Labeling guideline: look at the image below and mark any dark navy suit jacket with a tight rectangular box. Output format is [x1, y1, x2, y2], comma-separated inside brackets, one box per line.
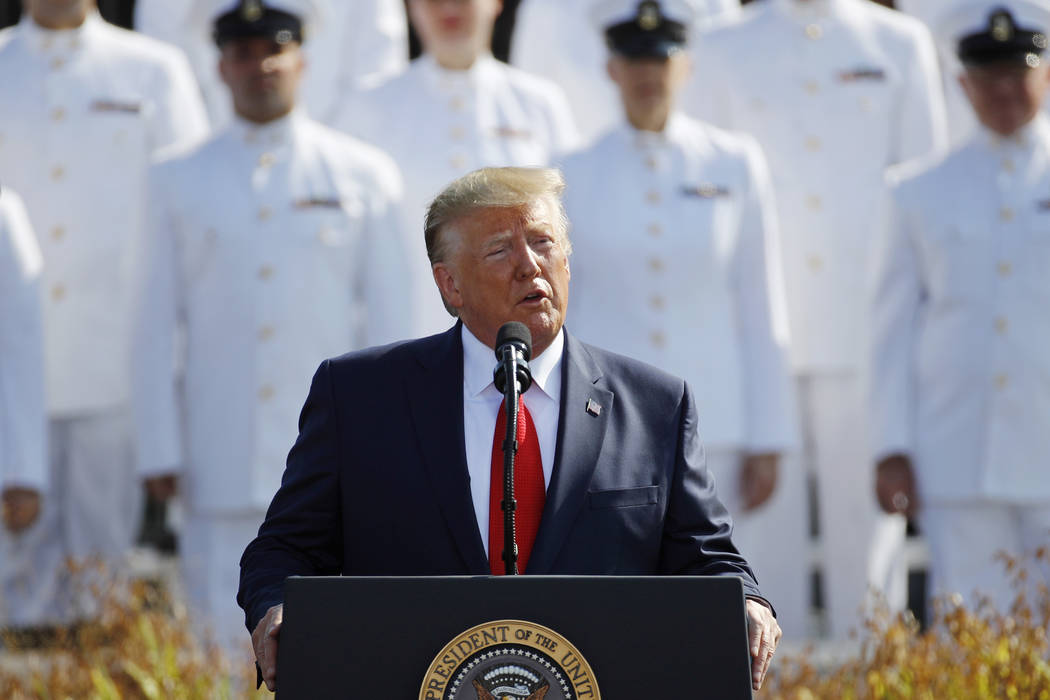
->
[238, 323, 764, 632]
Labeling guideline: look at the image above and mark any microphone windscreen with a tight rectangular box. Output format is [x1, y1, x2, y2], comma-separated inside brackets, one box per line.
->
[495, 322, 532, 361]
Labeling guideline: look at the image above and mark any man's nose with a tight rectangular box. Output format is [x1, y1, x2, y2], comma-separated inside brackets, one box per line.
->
[511, 241, 542, 278]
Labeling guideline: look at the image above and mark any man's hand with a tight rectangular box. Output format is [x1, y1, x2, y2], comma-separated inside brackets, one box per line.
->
[740, 453, 779, 512]
[252, 603, 283, 692]
[875, 454, 918, 518]
[746, 598, 780, 691]
[2, 487, 41, 534]
[144, 474, 178, 501]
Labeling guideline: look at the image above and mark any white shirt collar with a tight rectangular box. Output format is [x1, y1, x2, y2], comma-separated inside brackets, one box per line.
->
[462, 324, 564, 405]
[229, 108, 302, 148]
[978, 112, 1050, 154]
[418, 52, 499, 90]
[771, 0, 846, 22]
[626, 111, 690, 150]
[20, 10, 100, 54]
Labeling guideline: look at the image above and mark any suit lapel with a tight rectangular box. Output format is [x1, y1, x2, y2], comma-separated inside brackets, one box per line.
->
[527, 332, 613, 573]
[406, 323, 490, 574]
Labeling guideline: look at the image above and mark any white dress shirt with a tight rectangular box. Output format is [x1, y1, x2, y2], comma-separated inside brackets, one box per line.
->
[462, 325, 563, 552]
[870, 114, 1050, 504]
[0, 13, 209, 416]
[0, 187, 46, 491]
[134, 110, 411, 513]
[562, 113, 797, 451]
[684, 0, 947, 372]
[334, 54, 580, 337]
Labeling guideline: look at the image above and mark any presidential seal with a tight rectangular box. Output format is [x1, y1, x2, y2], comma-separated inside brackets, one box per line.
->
[420, 620, 600, 700]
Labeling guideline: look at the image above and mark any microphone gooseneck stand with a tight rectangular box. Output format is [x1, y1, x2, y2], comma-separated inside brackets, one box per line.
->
[493, 322, 533, 576]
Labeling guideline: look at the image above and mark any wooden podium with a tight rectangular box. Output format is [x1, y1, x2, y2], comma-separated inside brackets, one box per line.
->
[276, 575, 754, 699]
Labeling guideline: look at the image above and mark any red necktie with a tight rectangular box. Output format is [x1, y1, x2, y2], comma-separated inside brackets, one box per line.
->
[488, 397, 545, 575]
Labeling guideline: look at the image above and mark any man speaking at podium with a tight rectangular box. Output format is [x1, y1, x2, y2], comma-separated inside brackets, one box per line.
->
[238, 167, 781, 692]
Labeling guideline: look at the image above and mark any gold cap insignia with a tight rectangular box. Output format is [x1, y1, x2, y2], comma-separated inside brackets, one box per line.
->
[637, 1, 661, 31]
[991, 13, 1014, 42]
[241, 0, 264, 22]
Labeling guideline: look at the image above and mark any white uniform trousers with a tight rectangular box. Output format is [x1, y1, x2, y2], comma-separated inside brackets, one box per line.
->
[798, 374, 907, 640]
[0, 407, 139, 626]
[179, 509, 263, 662]
[921, 502, 1050, 615]
[706, 448, 810, 640]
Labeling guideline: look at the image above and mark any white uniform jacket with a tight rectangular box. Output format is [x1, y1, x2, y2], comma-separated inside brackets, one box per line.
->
[561, 114, 798, 451]
[135, 0, 409, 126]
[134, 112, 412, 513]
[0, 188, 46, 491]
[684, 0, 947, 373]
[870, 115, 1050, 504]
[334, 54, 580, 336]
[0, 14, 209, 416]
[511, 0, 740, 145]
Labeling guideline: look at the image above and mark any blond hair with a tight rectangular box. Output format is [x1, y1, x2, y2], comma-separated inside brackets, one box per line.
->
[424, 167, 572, 267]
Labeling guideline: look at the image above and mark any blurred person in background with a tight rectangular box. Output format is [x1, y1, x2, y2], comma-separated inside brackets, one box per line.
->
[512, 0, 740, 145]
[133, 0, 412, 654]
[0, 186, 48, 625]
[683, 0, 948, 639]
[870, 0, 1050, 614]
[0, 0, 208, 629]
[135, 0, 408, 126]
[561, 0, 806, 637]
[334, 0, 579, 337]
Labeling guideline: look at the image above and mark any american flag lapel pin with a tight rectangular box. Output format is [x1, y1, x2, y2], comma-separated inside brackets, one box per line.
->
[585, 399, 602, 417]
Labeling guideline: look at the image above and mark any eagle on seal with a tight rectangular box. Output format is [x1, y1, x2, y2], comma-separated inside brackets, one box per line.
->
[472, 678, 550, 700]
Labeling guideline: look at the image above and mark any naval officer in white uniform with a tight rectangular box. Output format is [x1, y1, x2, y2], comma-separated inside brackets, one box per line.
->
[0, 187, 48, 626]
[870, 1, 1050, 613]
[561, 0, 804, 637]
[0, 0, 208, 628]
[334, 0, 579, 337]
[133, 1, 412, 654]
[682, 0, 949, 639]
[511, 0, 740, 145]
[135, 0, 408, 127]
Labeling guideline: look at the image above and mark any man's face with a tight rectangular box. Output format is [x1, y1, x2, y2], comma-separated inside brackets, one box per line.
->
[607, 52, 690, 128]
[960, 60, 1050, 137]
[218, 37, 303, 124]
[408, 0, 502, 62]
[433, 200, 571, 357]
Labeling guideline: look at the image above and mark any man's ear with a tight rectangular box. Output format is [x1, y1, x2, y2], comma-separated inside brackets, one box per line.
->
[432, 262, 463, 311]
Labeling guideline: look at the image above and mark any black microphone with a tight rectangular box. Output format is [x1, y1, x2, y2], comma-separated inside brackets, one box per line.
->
[492, 322, 533, 575]
[493, 322, 533, 395]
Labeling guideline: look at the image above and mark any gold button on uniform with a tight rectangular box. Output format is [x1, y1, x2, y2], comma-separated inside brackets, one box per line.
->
[258, 152, 276, 168]
[449, 96, 465, 112]
[1002, 158, 1015, 173]
[449, 126, 465, 141]
[807, 254, 824, 272]
[649, 295, 666, 311]
[804, 81, 820, 95]
[450, 154, 466, 169]
[258, 385, 275, 401]
[50, 165, 65, 182]
[999, 207, 1014, 222]
[258, 265, 274, 281]
[647, 222, 662, 237]
[994, 373, 1009, 390]
[51, 284, 66, 301]
[805, 194, 822, 211]
[650, 330, 667, 348]
[647, 257, 665, 273]
[258, 206, 272, 221]
[645, 155, 659, 171]
[805, 23, 823, 40]
[50, 56, 65, 70]
[805, 136, 822, 152]
[997, 261, 1013, 277]
[646, 190, 661, 205]
[51, 107, 66, 122]
[995, 317, 1008, 334]
[258, 325, 275, 341]
[51, 225, 66, 241]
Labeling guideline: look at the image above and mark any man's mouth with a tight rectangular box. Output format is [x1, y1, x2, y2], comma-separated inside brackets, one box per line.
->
[520, 290, 547, 304]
